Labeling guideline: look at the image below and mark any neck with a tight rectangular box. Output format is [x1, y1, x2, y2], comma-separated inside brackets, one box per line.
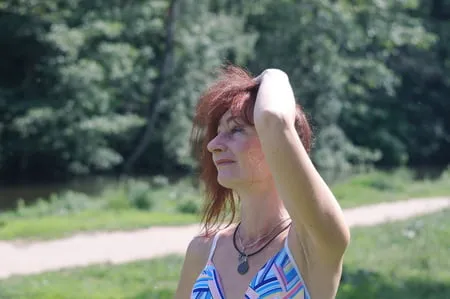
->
[234, 180, 290, 242]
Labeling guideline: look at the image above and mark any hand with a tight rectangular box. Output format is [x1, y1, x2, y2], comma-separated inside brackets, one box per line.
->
[253, 69, 297, 129]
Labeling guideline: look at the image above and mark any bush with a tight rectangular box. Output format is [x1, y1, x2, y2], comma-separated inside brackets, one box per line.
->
[14, 191, 105, 217]
[175, 195, 201, 214]
[51, 191, 105, 214]
[348, 170, 412, 192]
[150, 175, 169, 188]
[126, 180, 155, 211]
[103, 189, 131, 211]
[441, 166, 450, 180]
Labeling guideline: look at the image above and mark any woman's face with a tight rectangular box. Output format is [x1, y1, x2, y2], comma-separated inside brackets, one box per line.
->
[207, 110, 272, 188]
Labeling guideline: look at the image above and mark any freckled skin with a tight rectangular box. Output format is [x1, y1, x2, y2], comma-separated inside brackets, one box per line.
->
[245, 142, 271, 185]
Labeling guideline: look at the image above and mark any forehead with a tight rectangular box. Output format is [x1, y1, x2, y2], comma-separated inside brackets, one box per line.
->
[218, 110, 233, 124]
[217, 110, 240, 127]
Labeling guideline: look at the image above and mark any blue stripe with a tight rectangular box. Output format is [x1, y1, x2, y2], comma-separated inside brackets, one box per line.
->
[258, 255, 277, 281]
[212, 269, 225, 299]
[257, 279, 281, 294]
[260, 285, 283, 298]
[281, 252, 289, 267]
[254, 276, 277, 290]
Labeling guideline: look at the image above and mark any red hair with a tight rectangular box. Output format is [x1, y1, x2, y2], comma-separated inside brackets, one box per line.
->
[190, 65, 312, 236]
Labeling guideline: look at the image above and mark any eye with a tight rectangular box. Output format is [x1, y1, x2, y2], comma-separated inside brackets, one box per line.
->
[230, 126, 244, 134]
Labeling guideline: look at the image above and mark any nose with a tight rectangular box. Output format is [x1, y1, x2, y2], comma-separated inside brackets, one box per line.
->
[207, 134, 226, 153]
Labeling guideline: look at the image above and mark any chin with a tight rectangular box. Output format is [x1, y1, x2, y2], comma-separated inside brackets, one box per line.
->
[217, 178, 235, 189]
[217, 174, 261, 189]
[217, 175, 243, 189]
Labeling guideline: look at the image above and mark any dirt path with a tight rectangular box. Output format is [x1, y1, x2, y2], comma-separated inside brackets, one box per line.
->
[0, 197, 449, 280]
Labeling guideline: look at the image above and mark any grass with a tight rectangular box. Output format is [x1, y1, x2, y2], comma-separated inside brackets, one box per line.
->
[0, 168, 449, 240]
[0, 208, 448, 299]
[0, 255, 184, 299]
[0, 211, 199, 241]
[333, 168, 450, 208]
[337, 208, 450, 299]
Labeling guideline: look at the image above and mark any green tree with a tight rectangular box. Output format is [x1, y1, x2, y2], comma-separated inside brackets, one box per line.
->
[246, 0, 435, 180]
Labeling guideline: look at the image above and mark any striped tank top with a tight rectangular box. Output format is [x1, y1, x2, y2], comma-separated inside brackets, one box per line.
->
[190, 230, 311, 299]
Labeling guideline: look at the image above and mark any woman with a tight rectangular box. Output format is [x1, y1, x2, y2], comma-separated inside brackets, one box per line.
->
[175, 65, 350, 299]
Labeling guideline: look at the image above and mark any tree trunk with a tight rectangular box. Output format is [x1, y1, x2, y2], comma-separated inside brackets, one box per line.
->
[122, 0, 179, 174]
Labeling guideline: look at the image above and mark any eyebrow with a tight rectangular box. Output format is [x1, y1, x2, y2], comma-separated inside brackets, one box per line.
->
[225, 116, 240, 125]
[217, 116, 241, 131]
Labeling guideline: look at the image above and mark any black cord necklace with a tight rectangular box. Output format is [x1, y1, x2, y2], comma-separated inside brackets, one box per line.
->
[232, 220, 292, 275]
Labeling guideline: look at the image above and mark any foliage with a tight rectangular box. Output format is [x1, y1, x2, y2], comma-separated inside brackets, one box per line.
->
[14, 191, 104, 217]
[0, 0, 449, 187]
[1, 177, 181, 221]
[124, 180, 155, 211]
[0, 0, 256, 181]
[244, 0, 440, 180]
[175, 194, 202, 214]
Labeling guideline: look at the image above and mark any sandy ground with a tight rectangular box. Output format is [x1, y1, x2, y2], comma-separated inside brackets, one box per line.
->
[0, 197, 449, 280]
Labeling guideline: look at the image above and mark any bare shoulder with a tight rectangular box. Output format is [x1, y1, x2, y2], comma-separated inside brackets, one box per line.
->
[173, 233, 214, 299]
[181, 233, 213, 274]
[186, 234, 213, 264]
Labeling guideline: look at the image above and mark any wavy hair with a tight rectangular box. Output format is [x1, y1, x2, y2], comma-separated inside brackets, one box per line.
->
[190, 65, 312, 236]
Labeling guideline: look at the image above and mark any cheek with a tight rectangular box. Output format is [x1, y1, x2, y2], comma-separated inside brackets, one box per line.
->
[242, 140, 267, 173]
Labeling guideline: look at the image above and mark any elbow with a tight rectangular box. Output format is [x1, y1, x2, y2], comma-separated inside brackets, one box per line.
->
[342, 225, 351, 251]
[335, 223, 351, 255]
[322, 221, 351, 258]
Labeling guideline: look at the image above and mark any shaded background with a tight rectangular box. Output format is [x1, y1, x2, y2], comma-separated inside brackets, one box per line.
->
[1, 0, 449, 203]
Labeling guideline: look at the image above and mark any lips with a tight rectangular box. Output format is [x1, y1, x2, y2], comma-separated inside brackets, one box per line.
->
[215, 159, 235, 166]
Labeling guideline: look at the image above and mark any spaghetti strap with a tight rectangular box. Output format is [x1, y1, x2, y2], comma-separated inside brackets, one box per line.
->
[284, 226, 291, 248]
[207, 231, 221, 262]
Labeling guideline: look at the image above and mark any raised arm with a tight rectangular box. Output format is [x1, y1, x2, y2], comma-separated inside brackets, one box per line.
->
[253, 69, 350, 262]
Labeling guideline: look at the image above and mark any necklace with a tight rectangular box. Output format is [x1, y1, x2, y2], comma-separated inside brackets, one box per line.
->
[237, 218, 291, 250]
[232, 220, 292, 275]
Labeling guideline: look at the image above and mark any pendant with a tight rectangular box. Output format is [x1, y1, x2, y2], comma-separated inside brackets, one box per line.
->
[237, 254, 249, 275]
